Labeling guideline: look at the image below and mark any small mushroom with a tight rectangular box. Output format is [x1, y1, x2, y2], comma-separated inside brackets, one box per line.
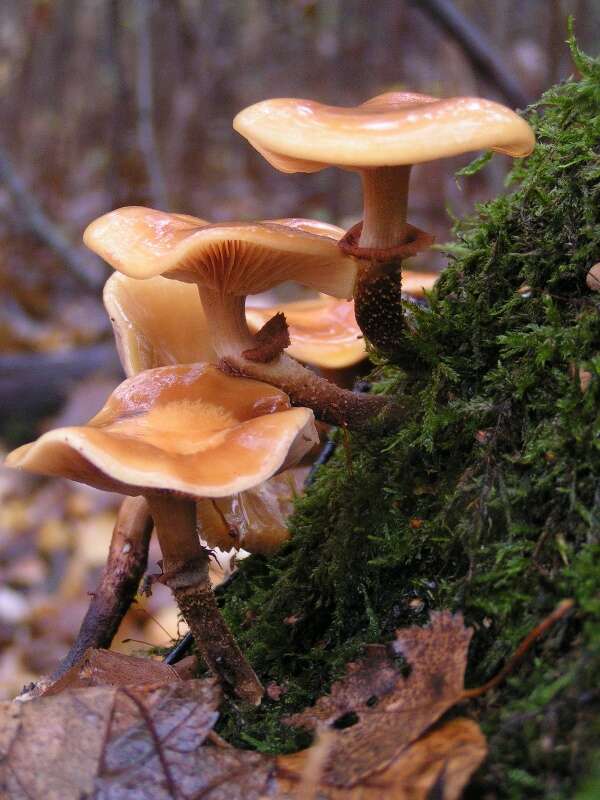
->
[586, 263, 600, 291]
[6, 363, 318, 704]
[104, 272, 216, 376]
[234, 92, 534, 355]
[86, 207, 393, 429]
[246, 269, 438, 370]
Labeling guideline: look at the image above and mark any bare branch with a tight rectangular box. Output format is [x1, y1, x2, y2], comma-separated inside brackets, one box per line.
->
[412, 0, 530, 109]
[0, 144, 105, 290]
[49, 496, 154, 682]
[135, 0, 169, 209]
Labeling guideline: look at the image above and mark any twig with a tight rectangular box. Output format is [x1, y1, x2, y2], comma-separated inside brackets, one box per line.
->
[49, 496, 154, 682]
[135, 0, 169, 209]
[0, 144, 105, 290]
[461, 599, 574, 700]
[412, 0, 529, 109]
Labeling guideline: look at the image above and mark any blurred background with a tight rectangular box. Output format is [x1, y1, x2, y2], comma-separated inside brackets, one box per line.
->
[0, 0, 596, 698]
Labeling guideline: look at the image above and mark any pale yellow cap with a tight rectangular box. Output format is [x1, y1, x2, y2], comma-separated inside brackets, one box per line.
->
[234, 91, 535, 173]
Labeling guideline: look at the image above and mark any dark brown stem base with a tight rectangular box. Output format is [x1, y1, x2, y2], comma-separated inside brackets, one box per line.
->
[339, 219, 434, 358]
[49, 496, 153, 683]
[354, 260, 407, 358]
[162, 552, 264, 705]
[149, 495, 263, 705]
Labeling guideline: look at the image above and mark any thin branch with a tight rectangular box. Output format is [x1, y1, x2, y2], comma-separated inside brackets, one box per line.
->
[49, 496, 154, 682]
[0, 144, 105, 290]
[135, 0, 169, 209]
[412, 0, 529, 109]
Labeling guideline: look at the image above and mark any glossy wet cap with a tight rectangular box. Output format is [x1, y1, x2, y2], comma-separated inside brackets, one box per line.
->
[5, 364, 318, 499]
[245, 270, 439, 369]
[103, 272, 217, 377]
[85, 207, 356, 299]
[246, 295, 365, 369]
[233, 91, 535, 173]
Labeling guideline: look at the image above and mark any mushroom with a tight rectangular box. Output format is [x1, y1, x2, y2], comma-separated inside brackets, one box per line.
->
[104, 272, 216, 376]
[104, 271, 308, 556]
[86, 207, 393, 429]
[233, 92, 535, 355]
[246, 294, 365, 372]
[5, 363, 318, 704]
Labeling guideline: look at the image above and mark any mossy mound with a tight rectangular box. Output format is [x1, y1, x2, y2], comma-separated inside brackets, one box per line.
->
[219, 34, 600, 798]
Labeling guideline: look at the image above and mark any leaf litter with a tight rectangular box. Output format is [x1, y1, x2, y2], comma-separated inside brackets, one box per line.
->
[0, 603, 572, 799]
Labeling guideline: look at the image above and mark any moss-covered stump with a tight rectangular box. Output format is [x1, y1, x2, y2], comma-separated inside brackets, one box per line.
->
[219, 36, 600, 798]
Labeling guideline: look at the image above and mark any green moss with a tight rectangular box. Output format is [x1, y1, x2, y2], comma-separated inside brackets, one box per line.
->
[218, 32, 600, 796]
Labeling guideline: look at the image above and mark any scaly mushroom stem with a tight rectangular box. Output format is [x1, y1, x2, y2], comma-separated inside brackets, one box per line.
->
[198, 286, 393, 430]
[359, 166, 411, 250]
[147, 494, 263, 705]
[351, 165, 431, 357]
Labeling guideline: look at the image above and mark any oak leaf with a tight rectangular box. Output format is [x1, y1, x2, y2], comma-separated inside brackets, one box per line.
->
[284, 611, 476, 788]
[276, 717, 486, 799]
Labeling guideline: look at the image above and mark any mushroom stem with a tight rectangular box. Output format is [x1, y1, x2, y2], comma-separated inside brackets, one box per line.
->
[351, 165, 427, 357]
[147, 494, 263, 705]
[197, 289, 255, 358]
[198, 286, 394, 430]
[359, 166, 411, 250]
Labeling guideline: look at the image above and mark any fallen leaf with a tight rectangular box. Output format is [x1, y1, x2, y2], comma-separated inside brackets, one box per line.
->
[0, 614, 488, 800]
[285, 611, 473, 787]
[41, 648, 195, 696]
[0, 679, 273, 799]
[276, 718, 486, 799]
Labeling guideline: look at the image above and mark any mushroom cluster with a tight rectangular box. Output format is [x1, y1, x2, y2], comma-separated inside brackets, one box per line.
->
[4, 83, 534, 703]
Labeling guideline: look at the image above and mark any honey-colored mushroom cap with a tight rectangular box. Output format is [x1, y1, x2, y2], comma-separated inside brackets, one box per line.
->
[233, 92, 535, 173]
[6, 364, 318, 499]
[104, 273, 217, 376]
[246, 295, 364, 369]
[85, 207, 356, 299]
[245, 271, 438, 369]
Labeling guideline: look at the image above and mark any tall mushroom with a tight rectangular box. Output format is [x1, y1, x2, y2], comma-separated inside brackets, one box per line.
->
[5, 363, 318, 704]
[233, 92, 535, 355]
[86, 207, 393, 429]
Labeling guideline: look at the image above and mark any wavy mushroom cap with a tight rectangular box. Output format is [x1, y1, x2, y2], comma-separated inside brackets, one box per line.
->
[233, 91, 535, 173]
[5, 364, 318, 499]
[85, 207, 356, 299]
[104, 273, 217, 377]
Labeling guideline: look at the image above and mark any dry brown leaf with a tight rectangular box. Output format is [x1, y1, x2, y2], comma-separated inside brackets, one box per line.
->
[0, 614, 487, 799]
[276, 718, 486, 799]
[284, 611, 473, 788]
[41, 648, 195, 696]
[0, 678, 273, 799]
